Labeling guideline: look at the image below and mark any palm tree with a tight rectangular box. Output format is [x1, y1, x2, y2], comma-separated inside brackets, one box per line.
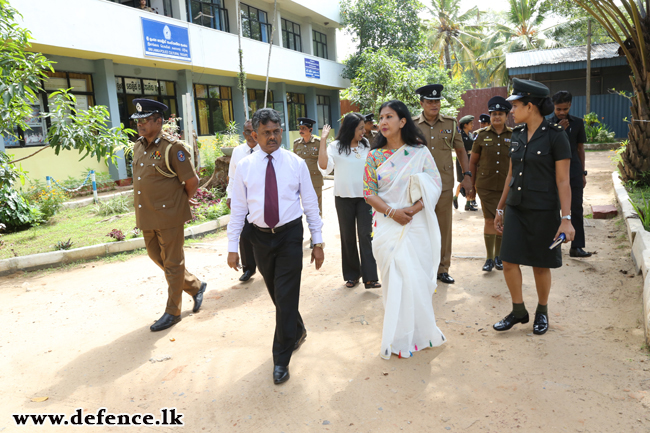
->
[426, 0, 484, 80]
[573, 0, 650, 183]
[480, 0, 561, 85]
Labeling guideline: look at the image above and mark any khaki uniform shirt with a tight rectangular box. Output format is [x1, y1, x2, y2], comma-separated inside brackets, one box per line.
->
[472, 125, 513, 191]
[414, 113, 464, 191]
[293, 135, 323, 188]
[363, 130, 378, 143]
[132, 131, 196, 230]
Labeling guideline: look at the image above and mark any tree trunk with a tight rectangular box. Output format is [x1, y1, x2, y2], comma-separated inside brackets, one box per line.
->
[617, 19, 650, 183]
[444, 39, 452, 79]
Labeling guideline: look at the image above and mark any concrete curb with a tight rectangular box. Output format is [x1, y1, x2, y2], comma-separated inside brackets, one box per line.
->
[584, 142, 620, 151]
[62, 189, 134, 210]
[0, 214, 230, 276]
[612, 171, 650, 345]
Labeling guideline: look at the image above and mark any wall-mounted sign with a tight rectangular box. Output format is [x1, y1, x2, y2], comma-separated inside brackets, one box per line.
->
[141, 17, 191, 62]
[305, 58, 320, 79]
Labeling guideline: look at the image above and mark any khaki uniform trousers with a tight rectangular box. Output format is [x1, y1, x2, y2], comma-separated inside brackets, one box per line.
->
[435, 189, 453, 274]
[143, 225, 201, 316]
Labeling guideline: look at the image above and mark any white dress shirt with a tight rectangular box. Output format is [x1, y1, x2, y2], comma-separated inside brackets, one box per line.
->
[319, 140, 371, 198]
[226, 142, 260, 198]
[227, 147, 324, 252]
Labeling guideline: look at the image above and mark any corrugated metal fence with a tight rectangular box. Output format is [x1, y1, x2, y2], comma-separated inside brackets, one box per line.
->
[568, 94, 631, 139]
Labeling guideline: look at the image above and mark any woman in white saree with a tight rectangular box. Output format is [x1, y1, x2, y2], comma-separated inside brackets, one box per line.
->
[363, 100, 446, 360]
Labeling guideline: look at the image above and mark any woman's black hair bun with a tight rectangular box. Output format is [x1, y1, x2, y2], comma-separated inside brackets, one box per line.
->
[539, 97, 554, 116]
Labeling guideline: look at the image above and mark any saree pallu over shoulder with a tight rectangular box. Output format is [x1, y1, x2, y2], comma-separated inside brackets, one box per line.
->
[372, 145, 446, 359]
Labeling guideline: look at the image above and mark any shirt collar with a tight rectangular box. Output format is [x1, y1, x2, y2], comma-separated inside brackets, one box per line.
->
[418, 112, 442, 126]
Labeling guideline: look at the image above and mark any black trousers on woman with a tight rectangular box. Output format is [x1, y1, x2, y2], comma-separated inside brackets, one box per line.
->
[334, 196, 379, 283]
[249, 218, 305, 367]
[571, 184, 585, 249]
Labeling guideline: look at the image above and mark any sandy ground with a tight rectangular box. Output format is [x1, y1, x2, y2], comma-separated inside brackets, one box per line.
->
[1, 151, 648, 432]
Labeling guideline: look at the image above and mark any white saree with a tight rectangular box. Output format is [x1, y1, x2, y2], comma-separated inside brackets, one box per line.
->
[372, 145, 446, 359]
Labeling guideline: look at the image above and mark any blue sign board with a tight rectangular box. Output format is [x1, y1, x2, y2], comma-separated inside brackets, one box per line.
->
[305, 59, 320, 79]
[141, 17, 191, 62]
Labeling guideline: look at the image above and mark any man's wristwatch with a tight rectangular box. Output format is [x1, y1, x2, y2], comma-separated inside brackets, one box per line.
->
[463, 171, 472, 177]
[583, 171, 588, 176]
[313, 243, 325, 249]
[561, 215, 572, 220]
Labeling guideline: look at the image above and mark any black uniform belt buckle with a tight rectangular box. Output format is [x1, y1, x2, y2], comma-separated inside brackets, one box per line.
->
[253, 217, 301, 234]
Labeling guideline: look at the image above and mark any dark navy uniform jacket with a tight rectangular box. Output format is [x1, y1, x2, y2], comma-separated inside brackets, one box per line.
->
[507, 119, 571, 210]
[549, 113, 587, 187]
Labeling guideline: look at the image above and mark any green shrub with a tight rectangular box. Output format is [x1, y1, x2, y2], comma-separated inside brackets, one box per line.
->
[584, 112, 616, 143]
[629, 193, 650, 231]
[0, 186, 43, 232]
[107, 229, 126, 241]
[198, 121, 240, 178]
[34, 187, 68, 220]
[93, 195, 132, 216]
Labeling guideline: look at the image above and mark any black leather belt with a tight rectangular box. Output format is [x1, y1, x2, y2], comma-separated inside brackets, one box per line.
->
[253, 217, 301, 234]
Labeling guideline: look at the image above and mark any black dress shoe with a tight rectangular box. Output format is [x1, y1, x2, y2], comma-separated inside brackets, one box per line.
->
[464, 201, 478, 211]
[239, 270, 255, 282]
[570, 248, 592, 258]
[482, 258, 495, 272]
[437, 273, 455, 284]
[294, 329, 307, 352]
[493, 312, 530, 331]
[533, 312, 549, 335]
[273, 365, 290, 384]
[150, 313, 181, 332]
[192, 281, 207, 313]
[494, 256, 503, 271]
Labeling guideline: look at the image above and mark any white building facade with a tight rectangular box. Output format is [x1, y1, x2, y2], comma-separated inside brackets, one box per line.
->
[3, 0, 348, 181]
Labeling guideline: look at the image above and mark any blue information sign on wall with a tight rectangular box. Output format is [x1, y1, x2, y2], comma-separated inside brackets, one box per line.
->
[141, 17, 191, 62]
[305, 59, 320, 79]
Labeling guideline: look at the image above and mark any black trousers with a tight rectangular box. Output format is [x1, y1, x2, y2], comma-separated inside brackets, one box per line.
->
[571, 183, 585, 249]
[240, 219, 256, 273]
[334, 196, 378, 283]
[250, 218, 305, 367]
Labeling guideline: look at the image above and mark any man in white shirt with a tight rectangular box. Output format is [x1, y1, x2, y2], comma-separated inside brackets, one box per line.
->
[227, 108, 325, 385]
[226, 120, 260, 282]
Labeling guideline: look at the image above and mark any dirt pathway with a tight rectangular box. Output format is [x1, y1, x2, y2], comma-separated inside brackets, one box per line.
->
[1, 151, 648, 432]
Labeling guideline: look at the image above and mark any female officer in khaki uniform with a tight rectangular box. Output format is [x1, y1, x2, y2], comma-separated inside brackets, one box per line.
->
[469, 96, 512, 272]
[492, 79, 574, 336]
[293, 117, 323, 214]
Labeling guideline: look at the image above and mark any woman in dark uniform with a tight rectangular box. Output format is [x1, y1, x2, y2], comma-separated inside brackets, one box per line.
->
[453, 115, 478, 211]
[493, 78, 575, 335]
[469, 96, 512, 272]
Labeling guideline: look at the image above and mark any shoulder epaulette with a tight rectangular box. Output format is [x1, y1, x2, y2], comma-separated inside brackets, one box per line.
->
[550, 122, 564, 131]
[293, 137, 302, 143]
[513, 124, 525, 130]
[313, 135, 320, 141]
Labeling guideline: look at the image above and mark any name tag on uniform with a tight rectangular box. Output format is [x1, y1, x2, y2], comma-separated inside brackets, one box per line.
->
[484, 138, 492, 142]
[512, 142, 518, 145]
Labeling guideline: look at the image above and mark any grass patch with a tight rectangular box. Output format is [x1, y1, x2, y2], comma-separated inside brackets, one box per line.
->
[0, 205, 138, 260]
[584, 213, 593, 219]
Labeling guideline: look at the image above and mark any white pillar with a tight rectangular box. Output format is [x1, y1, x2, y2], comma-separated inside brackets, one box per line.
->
[301, 17, 313, 55]
[173, 0, 187, 22]
[326, 27, 337, 61]
[272, 9, 282, 47]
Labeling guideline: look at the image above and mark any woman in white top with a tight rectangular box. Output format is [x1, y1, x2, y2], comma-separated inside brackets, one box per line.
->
[318, 113, 380, 289]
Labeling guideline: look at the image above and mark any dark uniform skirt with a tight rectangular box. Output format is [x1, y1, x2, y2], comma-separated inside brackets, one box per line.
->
[500, 205, 562, 268]
[476, 188, 502, 220]
[455, 153, 470, 182]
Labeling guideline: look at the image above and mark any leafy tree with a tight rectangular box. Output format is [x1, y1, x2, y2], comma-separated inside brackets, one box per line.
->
[481, 0, 561, 85]
[572, 0, 650, 183]
[425, 0, 483, 80]
[0, 0, 53, 137]
[1, 0, 131, 166]
[340, 0, 425, 78]
[542, 2, 615, 46]
[341, 48, 470, 118]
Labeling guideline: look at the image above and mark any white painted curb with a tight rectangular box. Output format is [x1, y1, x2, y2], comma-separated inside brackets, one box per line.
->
[612, 171, 650, 345]
[0, 214, 230, 275]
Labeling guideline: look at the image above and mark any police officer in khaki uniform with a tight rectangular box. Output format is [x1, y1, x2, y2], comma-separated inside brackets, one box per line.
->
[131, 98, 206, 332]
[363, 113, 378, 144]
[413, 84, 473, 284]
[469, 96, 513, 272]
[293, 117, 323, 214]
